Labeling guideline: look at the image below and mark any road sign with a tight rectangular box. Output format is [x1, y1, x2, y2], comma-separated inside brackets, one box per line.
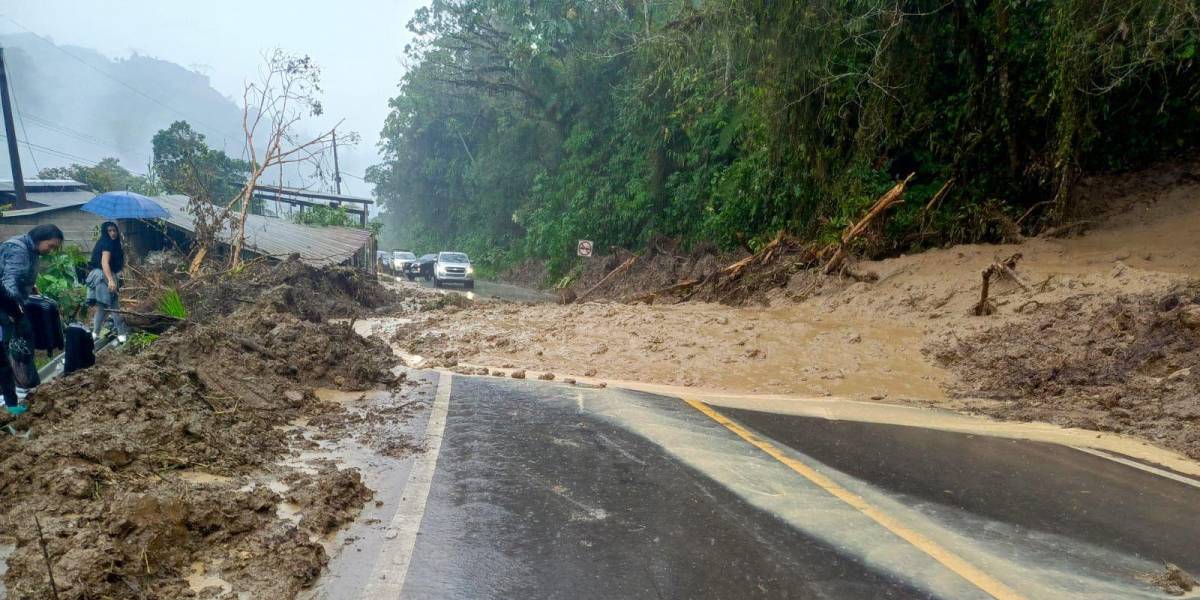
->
[577, 240, 593, 257]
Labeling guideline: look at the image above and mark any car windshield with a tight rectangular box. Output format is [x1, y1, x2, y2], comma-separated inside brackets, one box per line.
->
[421, 254, 436, 261]
[440, 253, 469, 263]
[395, 252, 415, 259]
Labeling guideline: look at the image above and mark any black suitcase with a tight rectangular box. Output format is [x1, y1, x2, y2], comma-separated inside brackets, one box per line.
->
[64, 323, 95, 374]
[22, 295, 64, 352]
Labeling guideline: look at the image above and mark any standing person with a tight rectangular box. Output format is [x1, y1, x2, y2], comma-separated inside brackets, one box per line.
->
[86, 221, 128, 344]
[0, 224, 63, 414]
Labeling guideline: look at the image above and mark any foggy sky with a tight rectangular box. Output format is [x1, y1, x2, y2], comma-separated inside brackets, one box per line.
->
[2, 0, 427, 197]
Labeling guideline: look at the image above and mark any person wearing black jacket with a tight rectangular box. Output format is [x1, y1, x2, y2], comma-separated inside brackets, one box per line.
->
[85, 221, 128, 343]
[0, 224, 63, 415]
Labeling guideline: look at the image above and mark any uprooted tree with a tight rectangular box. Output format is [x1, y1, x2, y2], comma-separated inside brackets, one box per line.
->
[225, 49, 358, 269]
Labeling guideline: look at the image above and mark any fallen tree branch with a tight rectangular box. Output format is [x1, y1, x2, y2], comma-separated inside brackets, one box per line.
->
[34, 514, 60, 600]
[974, 253, 1024, 316]
[825, 173, 914, 275]
[572, 254, 638, 304]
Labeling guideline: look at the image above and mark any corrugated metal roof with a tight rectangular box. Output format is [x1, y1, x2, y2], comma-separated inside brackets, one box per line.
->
[0, 179, 88, 192]
[154, 194, 372, 267]
[2, 190, 97, 216]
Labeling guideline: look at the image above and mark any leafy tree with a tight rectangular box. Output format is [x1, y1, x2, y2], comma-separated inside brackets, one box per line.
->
[38, 158, 161, 195]
[371, 0, 1200, 278]
[151, 121, 249, 204]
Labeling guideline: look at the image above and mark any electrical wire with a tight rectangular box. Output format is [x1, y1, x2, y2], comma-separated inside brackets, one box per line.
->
[5, 73, 39, 173]
[1, 16, 243, 143]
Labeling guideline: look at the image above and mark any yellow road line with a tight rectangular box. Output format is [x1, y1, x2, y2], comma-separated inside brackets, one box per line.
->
[682, 398, 1025, 600]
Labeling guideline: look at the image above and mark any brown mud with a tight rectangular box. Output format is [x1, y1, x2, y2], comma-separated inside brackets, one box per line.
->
[0, 258, 408, 599]
[401, 160, 1200, 461]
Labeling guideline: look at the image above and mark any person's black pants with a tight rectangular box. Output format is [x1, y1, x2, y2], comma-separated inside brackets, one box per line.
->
[0, 312, 38, 405]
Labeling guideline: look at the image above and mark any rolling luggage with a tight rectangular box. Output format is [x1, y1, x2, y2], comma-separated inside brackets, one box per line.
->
[22, 295, 64, 352]
[64, 323, 95, 374]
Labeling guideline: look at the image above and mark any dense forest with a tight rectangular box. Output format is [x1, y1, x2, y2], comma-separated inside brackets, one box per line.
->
[370, 0, 1199, 277]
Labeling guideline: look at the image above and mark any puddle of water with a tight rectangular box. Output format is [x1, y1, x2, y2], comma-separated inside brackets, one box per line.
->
[186, 561, 233, 596]
[277, 501, 303, 525]
[176, 470, 235, 485]
[314, 389, 367, 405]
[0, 542, 12, 598]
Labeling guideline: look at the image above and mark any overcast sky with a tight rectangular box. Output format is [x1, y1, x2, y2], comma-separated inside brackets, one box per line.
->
[2, 0, 427, 197]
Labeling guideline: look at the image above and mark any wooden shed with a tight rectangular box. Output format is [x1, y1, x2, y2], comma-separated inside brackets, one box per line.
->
[0, 179, 105, 250]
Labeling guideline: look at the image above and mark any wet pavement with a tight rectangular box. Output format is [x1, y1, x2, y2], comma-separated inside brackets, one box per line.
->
[383, 272, 555, 303]
[311, 373, 1200, 599]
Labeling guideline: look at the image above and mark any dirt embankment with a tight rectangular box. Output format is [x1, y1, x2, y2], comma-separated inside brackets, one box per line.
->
[0, 258, 405, 599]
[398, 160, 1200, 459]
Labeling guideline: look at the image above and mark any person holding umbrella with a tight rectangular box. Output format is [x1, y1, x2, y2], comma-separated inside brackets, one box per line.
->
[79, 191, 170, 345]
[86, 221, 128, 343]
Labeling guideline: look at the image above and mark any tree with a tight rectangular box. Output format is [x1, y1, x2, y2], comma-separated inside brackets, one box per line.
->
[38, 158, 161, 195]
[227, 50, 357, 268]
[151, 121, 248, 204]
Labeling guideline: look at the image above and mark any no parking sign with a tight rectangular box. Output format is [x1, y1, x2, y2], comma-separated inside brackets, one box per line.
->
[577, 240, 593, 257]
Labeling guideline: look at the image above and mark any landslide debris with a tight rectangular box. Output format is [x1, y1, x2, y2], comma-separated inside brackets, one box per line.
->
[933, 286, 1200, 459]
[0, 258, 403, 599]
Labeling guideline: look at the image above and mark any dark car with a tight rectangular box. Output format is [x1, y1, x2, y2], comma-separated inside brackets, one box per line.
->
[408, 254, 437, 281]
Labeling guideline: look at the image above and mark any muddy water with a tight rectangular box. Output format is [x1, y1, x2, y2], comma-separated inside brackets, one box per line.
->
[0, 541, 11, 598]
[421, 300, 948, 400]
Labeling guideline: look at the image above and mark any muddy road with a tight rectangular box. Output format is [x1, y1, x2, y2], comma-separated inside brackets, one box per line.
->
[381, 273, 555, 304]
[306, 371, 1199, 599]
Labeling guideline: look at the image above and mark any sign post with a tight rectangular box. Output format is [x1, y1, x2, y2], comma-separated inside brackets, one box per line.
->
[576, 240, 593, 258]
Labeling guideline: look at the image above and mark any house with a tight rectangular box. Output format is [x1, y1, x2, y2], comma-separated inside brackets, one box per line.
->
[0, 179, 106, 250]
[0, 180, 376, 271]
[131, 194, 376, 271]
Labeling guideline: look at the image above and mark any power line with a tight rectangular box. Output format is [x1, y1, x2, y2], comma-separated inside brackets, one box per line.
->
[0, 134, 148, 177]
[1, 16, 243, 143]
[18, 112, 152, 165]
[5, 70, 38, 172]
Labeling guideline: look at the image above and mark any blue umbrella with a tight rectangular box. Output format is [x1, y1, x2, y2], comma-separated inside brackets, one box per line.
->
[81, 191, 170, 220]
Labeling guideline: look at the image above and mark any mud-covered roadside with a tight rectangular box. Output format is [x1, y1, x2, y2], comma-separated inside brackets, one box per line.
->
[933, 286, 1200, 459]
[396, 161, 1200, 462]
[0, 258, 407, 599]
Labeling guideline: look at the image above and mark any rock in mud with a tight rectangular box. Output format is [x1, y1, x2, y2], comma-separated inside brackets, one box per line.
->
[511, 370, 526, 379]
[538, 372, 556, 381]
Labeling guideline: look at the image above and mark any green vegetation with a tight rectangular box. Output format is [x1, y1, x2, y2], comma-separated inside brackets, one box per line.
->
[152, 121, 250, 205]
[157, 289, 188, 319]
[125, 332, 160, 353]
[38, 158, 161, 195]
[370, 0, 1200, 277]
[293, 205, 359, 228]
[36, 247, 89, 320]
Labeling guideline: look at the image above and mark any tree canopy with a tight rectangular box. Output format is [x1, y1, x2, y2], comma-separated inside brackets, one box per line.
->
[37, 157, 160, 195]
[370, 0, 1200, 278]
[151, 121, 250, 205]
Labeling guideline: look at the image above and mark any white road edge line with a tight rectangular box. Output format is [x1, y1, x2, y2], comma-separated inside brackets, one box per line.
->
[1071, 445, 1200, 490]
[361, 372, 452, 599]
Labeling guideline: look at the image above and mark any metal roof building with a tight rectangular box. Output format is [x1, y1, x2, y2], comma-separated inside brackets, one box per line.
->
[152, 194, 375, 268]
[1, 180, 375, 270]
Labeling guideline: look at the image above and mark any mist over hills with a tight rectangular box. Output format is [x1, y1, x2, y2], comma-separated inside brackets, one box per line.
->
[1, 32, 245, 178]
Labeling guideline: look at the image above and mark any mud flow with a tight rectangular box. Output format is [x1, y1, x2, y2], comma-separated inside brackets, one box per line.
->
[0, 258, 421, 599]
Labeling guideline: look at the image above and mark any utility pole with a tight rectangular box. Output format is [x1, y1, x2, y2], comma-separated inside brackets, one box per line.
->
[331, 127, 342, 195]
[0, 47, 28, 205]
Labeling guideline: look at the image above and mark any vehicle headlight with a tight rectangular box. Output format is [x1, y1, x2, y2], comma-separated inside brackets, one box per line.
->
[436, 266, 447, 274]
[466, 266, 474, 275]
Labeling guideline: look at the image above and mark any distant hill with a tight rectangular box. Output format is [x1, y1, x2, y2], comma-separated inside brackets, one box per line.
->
[0, 32, 243, 177]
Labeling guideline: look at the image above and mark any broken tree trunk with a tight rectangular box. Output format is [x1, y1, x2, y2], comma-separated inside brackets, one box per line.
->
[824, 173, 914, 275]
[572, 255, 638, 304]
[974, 253, 1025, 316]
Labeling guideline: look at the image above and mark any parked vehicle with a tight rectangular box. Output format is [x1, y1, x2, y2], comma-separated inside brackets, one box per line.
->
[409, 254, 437, 281]
[434, 251, 474, 289]
[392, 251, 417, 278]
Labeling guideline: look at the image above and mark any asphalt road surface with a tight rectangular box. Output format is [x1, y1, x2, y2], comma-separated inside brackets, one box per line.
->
[381, 270, 555, 303]
[310, 373, 1200, 599]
